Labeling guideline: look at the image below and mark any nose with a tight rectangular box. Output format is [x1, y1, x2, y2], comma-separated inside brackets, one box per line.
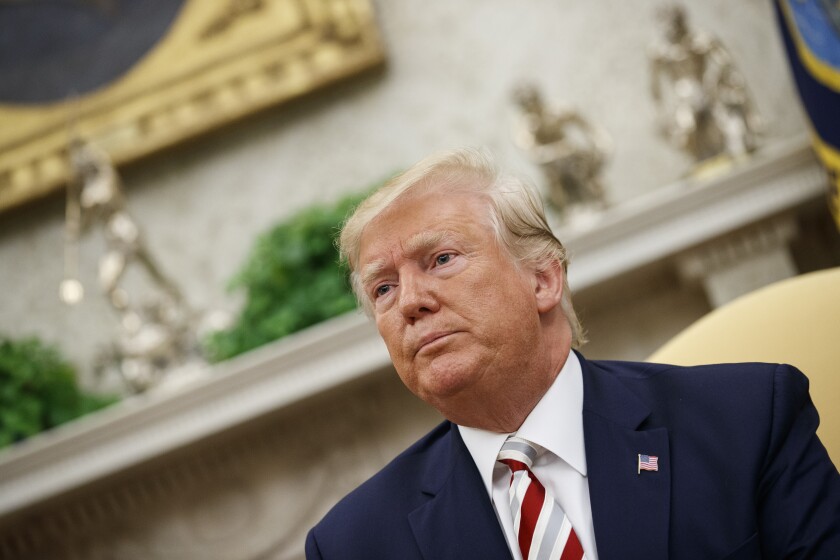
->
[398, 269, 439, 321]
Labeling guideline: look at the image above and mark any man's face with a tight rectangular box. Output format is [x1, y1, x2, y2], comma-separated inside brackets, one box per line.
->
[357, 187, 545, 423]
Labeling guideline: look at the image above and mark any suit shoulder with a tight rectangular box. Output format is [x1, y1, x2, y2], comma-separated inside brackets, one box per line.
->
[590, 358, 802, 386]
[329, 419, 451, 509]
[587, 359, 812, 423]
[308, 420, 453, 552]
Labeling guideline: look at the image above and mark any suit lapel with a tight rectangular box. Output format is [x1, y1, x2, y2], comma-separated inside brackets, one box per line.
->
[580, 356, 671, 560]
[405, 357, 672, 560]
[407, 423, 512, 560]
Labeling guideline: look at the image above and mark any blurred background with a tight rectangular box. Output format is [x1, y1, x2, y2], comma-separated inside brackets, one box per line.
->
[0, 1, 838, 558]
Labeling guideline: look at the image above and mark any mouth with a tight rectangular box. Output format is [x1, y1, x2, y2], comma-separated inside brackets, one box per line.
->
[415, 331, 458, 355]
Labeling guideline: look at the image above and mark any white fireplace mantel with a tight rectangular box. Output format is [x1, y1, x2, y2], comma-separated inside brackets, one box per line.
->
[556, 135, 825, 289]
[0, 136, 826, 521]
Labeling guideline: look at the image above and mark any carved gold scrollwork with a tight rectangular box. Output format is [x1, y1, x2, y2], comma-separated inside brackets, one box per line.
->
[200, 0, 267, 40]
[0, 0, 385, 214]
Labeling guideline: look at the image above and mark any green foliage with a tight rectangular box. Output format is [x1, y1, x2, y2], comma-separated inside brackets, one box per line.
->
[204, 190, 370, 362]
[0, 335, 118, 449]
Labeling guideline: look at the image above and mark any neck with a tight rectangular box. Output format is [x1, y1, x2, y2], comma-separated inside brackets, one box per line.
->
[444, 342, 572, 434]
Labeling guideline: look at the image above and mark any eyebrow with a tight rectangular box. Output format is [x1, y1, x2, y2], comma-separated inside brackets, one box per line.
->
[359, 230, 456, 290]
[404, 229, 453, 256]
[360, 259, 387, 291]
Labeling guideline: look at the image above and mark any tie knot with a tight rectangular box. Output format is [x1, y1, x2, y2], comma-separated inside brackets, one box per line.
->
[498, 436, 539, 469]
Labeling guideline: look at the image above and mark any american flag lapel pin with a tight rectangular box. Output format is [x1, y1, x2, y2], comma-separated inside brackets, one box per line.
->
[638, 454, 659, 474]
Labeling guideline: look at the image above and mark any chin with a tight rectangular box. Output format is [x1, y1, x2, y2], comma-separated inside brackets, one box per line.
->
[414, 357, 480, 402]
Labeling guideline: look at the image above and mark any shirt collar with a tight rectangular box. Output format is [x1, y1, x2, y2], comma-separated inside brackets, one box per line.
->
[458, 351, 587, 498]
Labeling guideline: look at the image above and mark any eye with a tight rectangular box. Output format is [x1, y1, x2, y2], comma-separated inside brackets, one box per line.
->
[374, 284, 392, 298]
[435, 253, 453, 266]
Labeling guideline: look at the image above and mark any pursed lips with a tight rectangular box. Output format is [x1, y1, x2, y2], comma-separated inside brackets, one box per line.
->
[413, 331, 459, 356]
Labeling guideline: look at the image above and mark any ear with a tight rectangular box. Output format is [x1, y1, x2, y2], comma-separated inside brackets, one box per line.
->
[533, 261, 565, 314]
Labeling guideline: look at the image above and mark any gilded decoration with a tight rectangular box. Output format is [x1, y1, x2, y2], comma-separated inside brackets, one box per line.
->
[0, 0, 385, 213]
[648, 4, 762, 164]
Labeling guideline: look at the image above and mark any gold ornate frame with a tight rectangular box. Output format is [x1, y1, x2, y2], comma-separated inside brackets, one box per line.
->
[0, 0, 384, 213]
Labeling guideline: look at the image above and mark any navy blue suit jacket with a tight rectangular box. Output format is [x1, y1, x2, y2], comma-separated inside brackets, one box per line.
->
[306, 355, 840, 559]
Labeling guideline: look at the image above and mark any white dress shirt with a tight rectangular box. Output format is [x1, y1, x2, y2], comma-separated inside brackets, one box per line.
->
[458, 352, 599, 560]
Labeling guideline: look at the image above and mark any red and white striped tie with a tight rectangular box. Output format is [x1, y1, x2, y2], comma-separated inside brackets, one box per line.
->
[498, 436, 586, 560]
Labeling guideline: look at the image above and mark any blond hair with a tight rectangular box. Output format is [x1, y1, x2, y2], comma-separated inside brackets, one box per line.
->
[338, 148, 586, 348]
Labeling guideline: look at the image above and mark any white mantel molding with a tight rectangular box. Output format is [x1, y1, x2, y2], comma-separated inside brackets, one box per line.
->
[557, 135, 826, 290]
[0, 311, 389, 520]
[0, 136, 826, 520]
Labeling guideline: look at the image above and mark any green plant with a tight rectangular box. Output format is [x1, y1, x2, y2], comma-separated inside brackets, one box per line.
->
[204, 189, 371, 362]
[0, 335, 117, 449]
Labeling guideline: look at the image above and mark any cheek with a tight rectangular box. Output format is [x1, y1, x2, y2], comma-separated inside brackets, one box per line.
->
[376, 315, 407, 361]
[475, 279, 538, 334]
[472, 272, 531, 307]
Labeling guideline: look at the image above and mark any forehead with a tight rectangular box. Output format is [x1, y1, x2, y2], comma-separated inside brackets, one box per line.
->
[357, 189, 493, 264]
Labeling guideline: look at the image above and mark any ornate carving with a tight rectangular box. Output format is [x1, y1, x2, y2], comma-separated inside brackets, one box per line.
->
[0, 372, 439, 560]
[0, 0, 385, 214]
[677, 217, 799, 307]
[200, 0, 267, 40]
[512, 84, 611, 218]
[61, 140, 210, 392]
[648, 4, 762, 164]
